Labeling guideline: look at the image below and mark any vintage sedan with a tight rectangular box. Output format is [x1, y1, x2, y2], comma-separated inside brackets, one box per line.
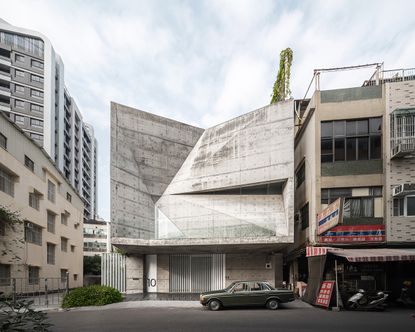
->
[200, 281, 295, 311]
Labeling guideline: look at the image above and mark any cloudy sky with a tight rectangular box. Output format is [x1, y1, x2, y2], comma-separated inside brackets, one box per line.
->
[1, 0, 414, 220]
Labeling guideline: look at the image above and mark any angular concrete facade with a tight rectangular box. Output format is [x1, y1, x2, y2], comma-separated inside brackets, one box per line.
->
[110, 101, 294, 295]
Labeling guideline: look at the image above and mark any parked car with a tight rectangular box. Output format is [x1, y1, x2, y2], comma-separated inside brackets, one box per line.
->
[200, 281, 295, 311]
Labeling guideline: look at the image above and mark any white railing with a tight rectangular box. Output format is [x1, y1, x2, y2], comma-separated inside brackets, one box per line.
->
[391, 112, 415, 157]
[364, 68, 415, 86]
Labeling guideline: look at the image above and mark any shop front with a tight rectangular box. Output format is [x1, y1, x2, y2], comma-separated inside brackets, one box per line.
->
[303, 246, 415, 306]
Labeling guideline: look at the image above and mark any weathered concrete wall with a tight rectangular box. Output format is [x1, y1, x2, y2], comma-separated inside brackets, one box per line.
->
[385, 81, 415, 242]
[156, 101, 294, 242]
[157, 254, 169, 293]
[110, 102, 203, 239]
[225, 253, 277, 287]
[126, 255, 144, 294]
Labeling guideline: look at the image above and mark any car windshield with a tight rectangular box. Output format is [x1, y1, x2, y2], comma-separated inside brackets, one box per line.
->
[224, 282, 237, 292]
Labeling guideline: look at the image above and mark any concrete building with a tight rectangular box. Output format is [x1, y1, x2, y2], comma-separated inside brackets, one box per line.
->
[0, 18, 97, 220]
[0, 113, 84, 292]
[110, 101, 294, 295]
[83, 218, 110, 256]
[289, 66, 415, 303]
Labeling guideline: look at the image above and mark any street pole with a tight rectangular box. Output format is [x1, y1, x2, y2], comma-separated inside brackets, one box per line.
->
[333, 259, 340, 311]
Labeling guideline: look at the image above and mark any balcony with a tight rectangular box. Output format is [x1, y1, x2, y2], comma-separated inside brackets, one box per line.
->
[392, 183, 415, 197]
[390, 108, 415, 159]
[364, 68, 415, 86]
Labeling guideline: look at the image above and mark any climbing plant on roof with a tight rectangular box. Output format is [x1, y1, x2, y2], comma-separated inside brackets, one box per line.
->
[270, 48, 293, 104]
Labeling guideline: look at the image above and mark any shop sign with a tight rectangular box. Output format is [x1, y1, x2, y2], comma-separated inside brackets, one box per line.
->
[319, 225, 385, 244]
[317, 198, 343, 235]
[315, 281, 335, 308]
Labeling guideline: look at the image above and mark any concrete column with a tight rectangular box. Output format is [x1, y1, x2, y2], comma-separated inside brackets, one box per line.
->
[273, 253, 283, 288]
[126, 255, 144, 294]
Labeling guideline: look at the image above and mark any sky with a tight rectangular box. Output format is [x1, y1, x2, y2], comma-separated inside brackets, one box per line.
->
[1, 0, 414, 221]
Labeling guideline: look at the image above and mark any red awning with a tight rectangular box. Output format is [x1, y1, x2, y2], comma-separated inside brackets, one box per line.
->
[327, 248, 415, 262]
[306, 246, 415, 262]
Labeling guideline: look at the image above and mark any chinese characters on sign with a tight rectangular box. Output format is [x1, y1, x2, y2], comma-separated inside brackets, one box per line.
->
[317, 198, 343, 235]
[315, 281, 335, 308]
[319, 225, 385, 243]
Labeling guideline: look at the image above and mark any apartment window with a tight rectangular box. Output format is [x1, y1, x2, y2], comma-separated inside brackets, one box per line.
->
[0, 168, 14, 196]
[70, 245, 75, 253]
[15, 115, 25, 125]
[30, 133, 43, 141]
[47, 243, 55, 265]
[0, 133, 6, 149]
[29, 192, 40, 210]
[61, 237, 68, 252]
[31, 89, 43, 99]
[31, 104, 43, 113]
[61, 213, 68, 226]
[61, 269, 68, 283]
[15, 69, 25, 78]
[0, 264, 11, 286]
[322, 187, 382, 218]
[28, 266, 40, 285]
[31, 74, 43, 84]
[15, 54, 24, 62]
[31, 59, 44, 69]
[296, 162, 305, 188]
[66, 192, 72, 203]
[25, 155, 34, 171]
[30, 118, 43, 128]
[15, 99, 25, 108]
[47, 211, 55, 233]
[74, 274, 78, 281]
[47, 180, 56, 203]
[321, 117, 382, 163]
[25, 221, 42, 245]
[300, 203, 309, 230]
[393, 196, 415, 216]
[15, 84, 24, 93]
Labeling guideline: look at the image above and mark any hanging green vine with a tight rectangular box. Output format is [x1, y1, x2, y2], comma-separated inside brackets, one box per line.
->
[0, 205, 22, 225]
[270, 48, 293, 104]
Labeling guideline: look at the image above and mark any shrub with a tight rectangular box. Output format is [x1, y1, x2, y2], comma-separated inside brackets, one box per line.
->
[0, 298, 53, 331]
[62, 285, 122, 308]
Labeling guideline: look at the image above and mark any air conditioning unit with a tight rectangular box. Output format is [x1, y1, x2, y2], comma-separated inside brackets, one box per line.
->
[393, 184, 404, 196]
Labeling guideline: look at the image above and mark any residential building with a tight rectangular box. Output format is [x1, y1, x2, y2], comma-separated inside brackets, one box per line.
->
[109, 101, 294, 295]
[83, 218, 110, 256]
[0, 18, 97, 220]
[0, 113, 84, 291]
[289, 66, 415, 304]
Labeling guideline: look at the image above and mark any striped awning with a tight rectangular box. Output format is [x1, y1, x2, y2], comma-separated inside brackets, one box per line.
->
[306, 246, 415, 262]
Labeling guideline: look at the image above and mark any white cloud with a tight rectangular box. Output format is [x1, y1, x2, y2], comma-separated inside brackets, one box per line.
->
[1, 0, 415, 220]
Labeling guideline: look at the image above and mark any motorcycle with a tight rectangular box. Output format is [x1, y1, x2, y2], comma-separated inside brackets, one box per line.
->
[396, 284, 415, 307]
[347, 289, 388, 311]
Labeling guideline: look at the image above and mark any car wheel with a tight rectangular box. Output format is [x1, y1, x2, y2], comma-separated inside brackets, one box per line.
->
[267, 299, 279, 310]
[208, 299, 221, 311]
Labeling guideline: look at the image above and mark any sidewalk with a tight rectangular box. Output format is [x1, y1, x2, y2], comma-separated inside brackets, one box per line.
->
[54, 299, 313, 312]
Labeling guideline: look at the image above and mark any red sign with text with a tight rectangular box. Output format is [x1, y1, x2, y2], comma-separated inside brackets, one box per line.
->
[315, 281, 335, 308]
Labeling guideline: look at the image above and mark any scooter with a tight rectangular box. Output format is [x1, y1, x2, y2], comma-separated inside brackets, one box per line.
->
[396, 285, 415, 307]
[347, 289, 388, 311]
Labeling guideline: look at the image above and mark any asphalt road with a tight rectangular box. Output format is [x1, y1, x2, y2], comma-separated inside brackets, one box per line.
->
[48, 303, 415, 332]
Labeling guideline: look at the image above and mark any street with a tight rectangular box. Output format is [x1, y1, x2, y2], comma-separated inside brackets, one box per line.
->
[47, 302, 415, 332]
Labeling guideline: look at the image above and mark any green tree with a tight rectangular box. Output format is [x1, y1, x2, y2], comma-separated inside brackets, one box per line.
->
[270, 48, 293, 104]
[83, 255, 101, 275]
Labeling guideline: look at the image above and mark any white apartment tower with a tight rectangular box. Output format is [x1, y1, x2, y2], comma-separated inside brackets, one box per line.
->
[0, 19, 97, 220]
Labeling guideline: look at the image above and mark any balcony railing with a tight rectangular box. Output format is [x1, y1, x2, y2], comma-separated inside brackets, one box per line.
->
[390, 108, 415, 159]
[364, 68, 415, 86]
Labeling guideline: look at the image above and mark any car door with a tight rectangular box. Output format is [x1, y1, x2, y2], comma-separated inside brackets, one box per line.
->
[225, 282, 251, 307]
[248, 282, 269, 306]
